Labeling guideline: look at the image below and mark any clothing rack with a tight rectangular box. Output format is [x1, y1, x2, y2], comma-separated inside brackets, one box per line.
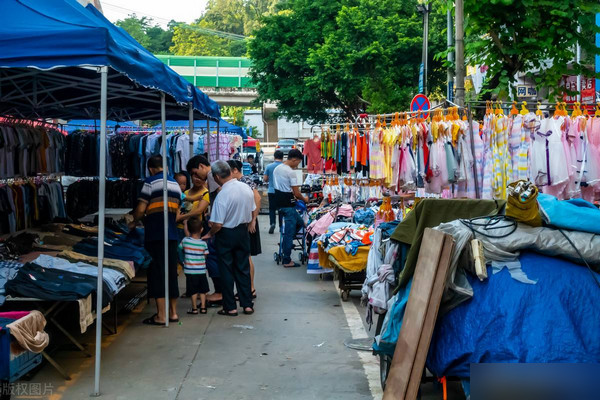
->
[0, 117, 61, 128]
[0, 174, 62, 184]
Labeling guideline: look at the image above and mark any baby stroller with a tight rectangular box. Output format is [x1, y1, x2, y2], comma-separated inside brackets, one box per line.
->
[274, 201, 309, 265]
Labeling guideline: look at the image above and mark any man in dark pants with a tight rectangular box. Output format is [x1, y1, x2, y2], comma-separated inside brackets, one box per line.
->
[263, 150, 284, 234]
[202, 160, 255, 316]
[130, 155, 181, 325]
[272, 149, 308, 268]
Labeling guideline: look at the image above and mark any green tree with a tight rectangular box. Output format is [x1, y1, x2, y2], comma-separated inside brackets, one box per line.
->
[170, 20, 232, 56]
[249, 0, 446, 122]
[464, 0, 600, 99]
[169, 0, 277, 56]
[116, 15, 175, 54]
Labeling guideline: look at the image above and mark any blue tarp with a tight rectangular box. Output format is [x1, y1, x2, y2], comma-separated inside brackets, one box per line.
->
[65, 120, 139, 133]
[153, 119, 246, 138]
[426, 252, 600, 378]
[0, 0, 220, 120]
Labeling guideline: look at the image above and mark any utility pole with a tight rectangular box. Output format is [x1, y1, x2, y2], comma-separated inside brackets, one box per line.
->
[447, 1, 454, 101]
[455, 0, 465, 106]
[417, 1, 431, 95]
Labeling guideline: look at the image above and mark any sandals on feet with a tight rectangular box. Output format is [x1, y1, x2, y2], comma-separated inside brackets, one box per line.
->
[200, 308, 207, 314]
[217, 309, 238, 317]
[243, 308, 254, 315]
[187, 308, 199, 315]
[142, 314, 165, 326]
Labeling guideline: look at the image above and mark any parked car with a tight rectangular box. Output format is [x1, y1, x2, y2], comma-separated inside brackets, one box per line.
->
[276, 139, 300, 156]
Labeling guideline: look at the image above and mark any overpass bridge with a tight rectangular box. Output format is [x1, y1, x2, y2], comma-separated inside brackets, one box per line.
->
[156, 55, 259, 106]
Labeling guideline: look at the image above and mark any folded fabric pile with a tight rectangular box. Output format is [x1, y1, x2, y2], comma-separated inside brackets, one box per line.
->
[32, 254, 128, 295]
[6, 263, 112, 307]
[73, 236, 151, 270]
[0, 261, 23, 306]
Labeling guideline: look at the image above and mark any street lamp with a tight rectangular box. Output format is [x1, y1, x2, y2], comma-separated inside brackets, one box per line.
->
[417, 1, 431, 96]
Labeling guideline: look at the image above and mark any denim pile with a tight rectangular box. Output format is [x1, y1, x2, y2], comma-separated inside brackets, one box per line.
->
[72, 230, 151, 270]
[6, 262, 112, 307]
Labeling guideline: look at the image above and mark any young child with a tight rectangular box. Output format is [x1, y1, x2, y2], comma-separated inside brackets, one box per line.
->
[178, 217, 210, 314]
[174, 172, 188, 194]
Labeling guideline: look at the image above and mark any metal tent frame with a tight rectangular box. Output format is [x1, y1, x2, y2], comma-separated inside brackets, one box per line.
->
[1, 64, 219, 397]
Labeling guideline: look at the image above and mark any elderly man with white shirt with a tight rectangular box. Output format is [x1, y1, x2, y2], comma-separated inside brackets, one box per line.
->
[202, 160, 255, 316]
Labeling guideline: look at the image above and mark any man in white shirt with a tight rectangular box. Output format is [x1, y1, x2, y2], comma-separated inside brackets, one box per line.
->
[203, 160, 255, 316]
[272, 149, 308, 268]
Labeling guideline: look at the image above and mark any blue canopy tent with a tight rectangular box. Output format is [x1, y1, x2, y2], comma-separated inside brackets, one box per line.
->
[154, 118, 247, 138]
[0, 0, 221, 395]
[65, 119, 139, 133]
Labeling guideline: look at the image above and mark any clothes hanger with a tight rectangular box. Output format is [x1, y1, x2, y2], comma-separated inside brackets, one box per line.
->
[595, 103, 600, 118]
[510, 101, 519, 115]
[553, 102, 561, 117]
[536, 102, 543, 117]
[520, 101, 529, 115]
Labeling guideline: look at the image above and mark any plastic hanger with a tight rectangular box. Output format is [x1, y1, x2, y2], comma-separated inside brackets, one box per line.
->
[595, 103, 600, 118]
[495, 101, 504, 116]
[520, 101, 529, 115]
[536, 102, 543, 117]
[553, 102, 561, 117]
[510, 101, 519, 115]
[572, 102, 581, 117]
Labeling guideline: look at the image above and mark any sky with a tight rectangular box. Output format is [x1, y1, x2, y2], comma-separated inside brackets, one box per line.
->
[101, 0, 209, 26]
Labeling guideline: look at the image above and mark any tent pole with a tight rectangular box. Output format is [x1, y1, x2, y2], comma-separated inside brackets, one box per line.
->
[161, 93, 169, 328]
[467, 103, 480, 199]
[206, 119, 211, 162]
[189, 103, 194, 160]
[216, 120, 220, 160]
[92, 65, 108, 397]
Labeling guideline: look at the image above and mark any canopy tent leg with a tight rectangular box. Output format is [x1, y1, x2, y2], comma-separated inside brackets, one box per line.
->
[161, 92, 169, 328]
[189, 103, 194, 161]
[92, 65, 108, 397]
[216, 120, 220, 160]
[206, 119, 211, 162]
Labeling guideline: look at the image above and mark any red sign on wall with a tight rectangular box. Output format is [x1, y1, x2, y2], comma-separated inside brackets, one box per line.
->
[560, 75, 595, 104]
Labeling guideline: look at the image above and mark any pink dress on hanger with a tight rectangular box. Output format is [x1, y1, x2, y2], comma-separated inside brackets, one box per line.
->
[508, 114, 523, 182]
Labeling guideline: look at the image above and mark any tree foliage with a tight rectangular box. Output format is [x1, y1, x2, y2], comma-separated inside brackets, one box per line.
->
[115, 15, 174, 54]
[464, 0, 600, 99]
[170, 20, 233, 56]
[170, 0, 278, 57]
[249, 0, 447, 122]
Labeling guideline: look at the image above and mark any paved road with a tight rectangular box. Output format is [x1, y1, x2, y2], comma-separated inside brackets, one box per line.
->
[35, 215, 377, 400]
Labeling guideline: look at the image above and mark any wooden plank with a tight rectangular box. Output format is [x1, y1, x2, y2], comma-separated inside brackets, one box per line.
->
[383, 228, 447, 400]
[406, 234, 455, 400]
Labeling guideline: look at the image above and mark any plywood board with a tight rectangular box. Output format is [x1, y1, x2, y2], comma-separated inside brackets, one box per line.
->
[383, 228, 449, 400]
[406, 234, 455, 400]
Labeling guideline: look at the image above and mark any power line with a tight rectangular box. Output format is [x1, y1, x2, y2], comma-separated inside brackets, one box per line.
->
[102, 2, 247, 40]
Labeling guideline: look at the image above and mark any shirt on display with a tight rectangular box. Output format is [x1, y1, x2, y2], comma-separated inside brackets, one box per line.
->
[303, 138, 323, 174]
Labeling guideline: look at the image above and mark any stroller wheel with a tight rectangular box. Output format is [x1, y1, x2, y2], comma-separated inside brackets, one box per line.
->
[274, 252, 280, 264]
[341, 290, 350, 302]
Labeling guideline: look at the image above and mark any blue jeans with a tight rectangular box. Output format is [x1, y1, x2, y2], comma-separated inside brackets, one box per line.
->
[279, 207, 305, 265]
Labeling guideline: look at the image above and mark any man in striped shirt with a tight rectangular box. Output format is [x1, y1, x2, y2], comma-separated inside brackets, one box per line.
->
[130, 155, 182, 326]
